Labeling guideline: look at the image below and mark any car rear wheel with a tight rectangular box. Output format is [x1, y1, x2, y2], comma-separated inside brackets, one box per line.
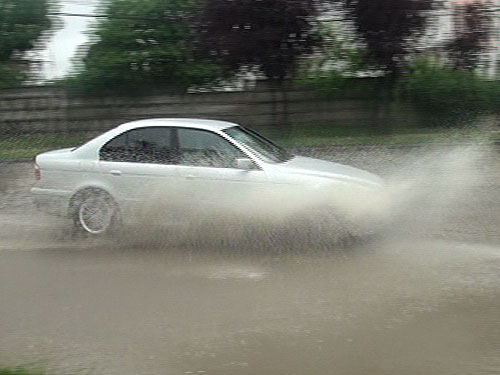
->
[72, 191, 120, 236]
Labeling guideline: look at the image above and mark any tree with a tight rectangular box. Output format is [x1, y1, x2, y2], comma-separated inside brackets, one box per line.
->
[198, 0, 322, 127]
[199, 0, 322, 83]
[447, 0, 492, 71]
[70, 0, 222, 93]
[337, 0, 436, 77]
[0, 0, 52, 87]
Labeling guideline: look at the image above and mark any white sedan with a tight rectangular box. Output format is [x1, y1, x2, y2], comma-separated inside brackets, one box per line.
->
[32, 118, 384, 236]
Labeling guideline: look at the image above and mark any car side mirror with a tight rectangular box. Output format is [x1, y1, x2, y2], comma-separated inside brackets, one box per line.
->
[235, 158, 255, 170]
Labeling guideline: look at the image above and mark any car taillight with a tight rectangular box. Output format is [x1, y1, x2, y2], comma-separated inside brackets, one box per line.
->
[34, 163, 41, 181]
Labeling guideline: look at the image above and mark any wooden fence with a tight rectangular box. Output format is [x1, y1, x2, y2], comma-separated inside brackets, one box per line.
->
[0, 85, 423, 135]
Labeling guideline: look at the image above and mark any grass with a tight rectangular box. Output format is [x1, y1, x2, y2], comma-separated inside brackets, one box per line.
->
[0, 133, 91, 161]
[277, 130, 497, 147]
[0, 126, 497, 162]
[265, 125, 498, 147]
[0, 367, 45, 375]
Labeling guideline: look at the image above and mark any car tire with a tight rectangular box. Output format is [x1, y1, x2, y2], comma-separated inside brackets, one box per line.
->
[71, 190, 120, 237]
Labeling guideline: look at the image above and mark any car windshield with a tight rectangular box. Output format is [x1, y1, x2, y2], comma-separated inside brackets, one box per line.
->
[223, 126, 293, 163]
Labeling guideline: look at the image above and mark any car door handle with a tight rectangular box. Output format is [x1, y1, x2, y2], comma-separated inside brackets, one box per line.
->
[185, 174, 197, 180]
[109, 170, 122, 176]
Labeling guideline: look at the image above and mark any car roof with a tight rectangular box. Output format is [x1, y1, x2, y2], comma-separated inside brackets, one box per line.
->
[116, 118, 238, 132]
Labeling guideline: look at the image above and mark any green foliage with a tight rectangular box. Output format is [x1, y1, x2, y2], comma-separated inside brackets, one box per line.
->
[199, 0, 320, 82]
[0, 367, 45, 375]
[0, 0, 51, 87]
[336, 0, 437, 76]
[305, 57, 500, 129]
[399, 58, 500, 115]
[69, 0, 222, 94]
[305, 22, 376, 75]
[0, 133, 90, 160]
[0, 64, 25, 89]
[298, 22, 386, 99]
[301, 71, 386, 100]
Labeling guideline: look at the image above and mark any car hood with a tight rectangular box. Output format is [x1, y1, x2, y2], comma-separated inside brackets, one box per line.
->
[273, 156, 384, 187]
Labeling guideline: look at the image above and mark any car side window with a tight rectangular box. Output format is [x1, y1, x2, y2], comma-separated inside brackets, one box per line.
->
[100, 127, 174, 164]
[177, 128, 246, 168]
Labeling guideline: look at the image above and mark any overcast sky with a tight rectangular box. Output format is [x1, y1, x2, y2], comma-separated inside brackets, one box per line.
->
[40, 0, 100, 80]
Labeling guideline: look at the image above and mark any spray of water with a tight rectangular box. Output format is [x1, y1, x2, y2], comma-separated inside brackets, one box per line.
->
[106, 143, 490, 251]
[0, 143, 492, 252]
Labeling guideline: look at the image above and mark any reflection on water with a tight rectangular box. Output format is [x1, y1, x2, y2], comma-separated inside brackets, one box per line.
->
[1, 239, 500, 375]
[160, 240, 500, 375]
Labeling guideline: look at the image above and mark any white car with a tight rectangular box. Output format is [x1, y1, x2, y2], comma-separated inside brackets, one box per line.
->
[32, 118, 384, 236]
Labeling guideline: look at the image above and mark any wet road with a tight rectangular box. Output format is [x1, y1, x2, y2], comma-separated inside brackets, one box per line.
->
[1, 145, 500, 375]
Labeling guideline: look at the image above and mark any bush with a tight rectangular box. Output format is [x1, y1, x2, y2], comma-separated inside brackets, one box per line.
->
[399, 58, 500, 115]
[301, 71, 387, 100]
[0, 64, 25, 89]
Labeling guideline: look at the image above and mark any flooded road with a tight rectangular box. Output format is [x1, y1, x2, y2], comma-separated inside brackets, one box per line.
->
[1, 145, 500, 375]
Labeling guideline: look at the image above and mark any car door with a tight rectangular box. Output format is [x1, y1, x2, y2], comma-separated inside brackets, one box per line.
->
[175, 127, 268, 216]
[98, 126, 181, 219]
